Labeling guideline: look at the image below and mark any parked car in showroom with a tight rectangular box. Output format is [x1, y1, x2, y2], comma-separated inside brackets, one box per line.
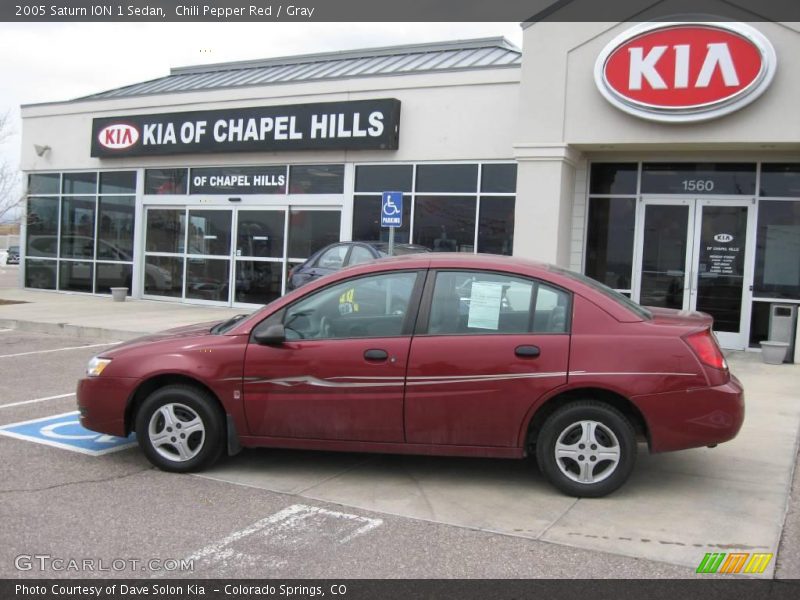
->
[286, 241, 429, 290]
[77, 254, 744, 497]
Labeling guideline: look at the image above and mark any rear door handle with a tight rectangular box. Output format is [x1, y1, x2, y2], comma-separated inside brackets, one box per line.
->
[364, 349, 388, 361]
[515, 345, 540, 358]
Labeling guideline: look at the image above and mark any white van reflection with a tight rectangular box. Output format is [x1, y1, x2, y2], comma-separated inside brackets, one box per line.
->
[25, 236, 172, 291]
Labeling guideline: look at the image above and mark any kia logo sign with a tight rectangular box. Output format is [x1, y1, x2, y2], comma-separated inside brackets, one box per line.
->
[595, 22, 777, 123]
[97, 123, 139, 150]
[714, 233, 734, 243]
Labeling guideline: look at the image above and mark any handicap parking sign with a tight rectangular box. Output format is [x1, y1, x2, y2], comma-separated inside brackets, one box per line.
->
[381, 191, 403, 228]
[0, 411, 136, 456]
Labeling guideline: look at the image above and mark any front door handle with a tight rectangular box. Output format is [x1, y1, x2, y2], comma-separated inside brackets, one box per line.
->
[364, 349, 388, 361]
[515, 345, 540, 358]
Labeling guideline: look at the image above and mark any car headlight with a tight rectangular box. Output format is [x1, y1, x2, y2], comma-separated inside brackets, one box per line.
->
[86, 357, 112, 377]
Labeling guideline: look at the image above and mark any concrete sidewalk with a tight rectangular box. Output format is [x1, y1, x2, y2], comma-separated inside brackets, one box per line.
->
[0, 286, 251, 340]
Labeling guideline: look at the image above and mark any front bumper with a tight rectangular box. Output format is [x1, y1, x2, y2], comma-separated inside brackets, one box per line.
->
[76, 376, 140, 437]
[634, 374, 745, 453]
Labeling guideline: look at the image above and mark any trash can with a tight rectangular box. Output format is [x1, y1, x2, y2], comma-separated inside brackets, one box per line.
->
[768, 304, 797, 363]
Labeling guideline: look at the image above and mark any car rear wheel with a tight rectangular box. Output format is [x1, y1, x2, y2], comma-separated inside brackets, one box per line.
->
[536, 401, 637, 498]
[135, 385, 224, 472]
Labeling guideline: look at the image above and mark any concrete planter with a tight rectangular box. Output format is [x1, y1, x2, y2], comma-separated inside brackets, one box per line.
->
[110, 287, 128, 302]
[760, 341, 789, 365]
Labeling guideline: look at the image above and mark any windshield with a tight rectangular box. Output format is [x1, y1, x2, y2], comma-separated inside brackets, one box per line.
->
[547, 265, 652, 320]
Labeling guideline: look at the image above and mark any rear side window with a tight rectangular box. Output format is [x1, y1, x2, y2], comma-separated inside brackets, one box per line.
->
[425, 271, 570, 335]
[348, 245, 374, 266]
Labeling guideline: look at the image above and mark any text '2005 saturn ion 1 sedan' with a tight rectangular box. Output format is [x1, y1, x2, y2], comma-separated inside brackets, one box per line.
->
[78, 254, 744, 497]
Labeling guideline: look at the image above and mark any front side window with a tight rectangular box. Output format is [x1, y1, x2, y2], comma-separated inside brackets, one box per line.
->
[283, 271, 419, 340]
[426, 271, 571, 335]
[348, 245, 375, 266]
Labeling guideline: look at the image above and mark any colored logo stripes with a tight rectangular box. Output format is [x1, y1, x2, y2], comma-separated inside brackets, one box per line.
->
[696, 552, 773, 574]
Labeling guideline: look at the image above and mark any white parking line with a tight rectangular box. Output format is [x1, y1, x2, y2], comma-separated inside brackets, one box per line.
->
[185, 504, 383, 568]
[0, 328, 14, 333]
[0, 392, 76, 410]
[0, 341, 119, 359]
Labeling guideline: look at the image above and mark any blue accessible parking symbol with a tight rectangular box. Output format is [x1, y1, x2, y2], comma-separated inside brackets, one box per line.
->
[0, 411, 136, 456]
[381, 191, 403, 228]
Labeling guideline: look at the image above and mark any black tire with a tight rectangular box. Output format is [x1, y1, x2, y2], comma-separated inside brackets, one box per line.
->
[535, 401, 637, 498]
[135, 384, 225, 473]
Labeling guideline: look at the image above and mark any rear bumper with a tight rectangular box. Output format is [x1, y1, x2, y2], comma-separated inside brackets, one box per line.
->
[76, 376, 140, 438]
[634, 375, 745, 453]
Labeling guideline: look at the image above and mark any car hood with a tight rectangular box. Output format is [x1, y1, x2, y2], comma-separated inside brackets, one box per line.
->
[646, 306, 714, 328]
[102, 321, 222, 357]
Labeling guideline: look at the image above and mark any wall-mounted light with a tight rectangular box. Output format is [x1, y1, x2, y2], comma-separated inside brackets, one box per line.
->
[34, 144, 51, 157]
[228, 197, 242, 203]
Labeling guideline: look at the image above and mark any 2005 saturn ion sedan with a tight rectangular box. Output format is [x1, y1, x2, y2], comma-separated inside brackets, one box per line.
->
[78, 254, 744, 497]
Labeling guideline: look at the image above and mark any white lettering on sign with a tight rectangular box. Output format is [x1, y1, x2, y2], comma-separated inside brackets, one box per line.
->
[595, 22, 777, 123]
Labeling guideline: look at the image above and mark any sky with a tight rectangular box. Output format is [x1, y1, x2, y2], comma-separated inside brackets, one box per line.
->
[0, 22, 523, 221]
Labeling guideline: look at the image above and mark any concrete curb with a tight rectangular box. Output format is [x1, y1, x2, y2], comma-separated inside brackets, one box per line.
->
[0, 319, 144, 342]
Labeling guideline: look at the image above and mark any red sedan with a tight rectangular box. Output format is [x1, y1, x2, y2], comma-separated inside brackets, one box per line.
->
[78, 254, 744, 497]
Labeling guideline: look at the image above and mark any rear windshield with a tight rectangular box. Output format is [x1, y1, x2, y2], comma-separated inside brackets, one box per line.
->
[547, 265, 652, 320]
[375, 246, 427, 256]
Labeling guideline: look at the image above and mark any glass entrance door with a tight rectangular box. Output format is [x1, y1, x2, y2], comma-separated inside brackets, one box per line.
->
[144, 205, 343, 307]
[633, 198, 755, 349]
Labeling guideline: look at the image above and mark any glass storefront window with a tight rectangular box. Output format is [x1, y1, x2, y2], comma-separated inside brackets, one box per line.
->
[288, 164, 344, 194]
[25, 259, 57, 289]
[480, 164, 517, 193]
[416, 164, 478, 193]
[62, 172, 97, 195]
[146, 209, 186, 254]
[477, 197, 515, 255]
[95, 263, 133, 295]
[352, 195, 411, 243]
[59, 261, 94, 292]
[760, 164, 800, 198]
[235, 261, 283, 305]
[144, 169, 188, 195]
[585, 197, 636, 290]
[60, 197, 96, 259]
[97, 197, 135, 260]
[187, 210, 232, 256]
[144, 256, 183, 297]
[288, 210, 341, 258]
[589, 163, 638, 195]
[355, 165, 413, 193]
[99, 171, 137, 194]
[754, 200, 800, 299]
[237, 210, 285, 258]
[413, 196, 476, 252]
[26, 197, 59, 257]
[186, 258, 230, 302]
[641, 163, 756, 195]
[28, 174, 60, 195]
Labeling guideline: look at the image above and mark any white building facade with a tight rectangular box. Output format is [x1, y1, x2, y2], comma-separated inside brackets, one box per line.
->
[19, 23, 800, 350]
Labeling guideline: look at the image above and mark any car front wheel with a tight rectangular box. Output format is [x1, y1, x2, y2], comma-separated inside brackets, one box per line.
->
[536, 401, 637, 498]
[135, 385, 224, 472]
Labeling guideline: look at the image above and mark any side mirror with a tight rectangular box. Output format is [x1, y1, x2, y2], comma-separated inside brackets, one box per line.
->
[253, 323, 286, 346]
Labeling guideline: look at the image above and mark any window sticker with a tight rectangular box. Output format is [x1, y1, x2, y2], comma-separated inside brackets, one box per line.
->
[467, 281, 503, 330]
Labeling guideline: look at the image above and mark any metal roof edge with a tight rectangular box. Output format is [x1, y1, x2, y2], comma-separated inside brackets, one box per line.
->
[169, 37, 521, 76]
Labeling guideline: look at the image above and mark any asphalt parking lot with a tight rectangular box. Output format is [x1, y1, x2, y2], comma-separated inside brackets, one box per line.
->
[0, 260, 799, 579]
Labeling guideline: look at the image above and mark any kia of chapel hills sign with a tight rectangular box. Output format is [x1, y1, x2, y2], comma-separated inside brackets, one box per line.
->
[91, 99, 401, 157]
[594, 22, 777, 123]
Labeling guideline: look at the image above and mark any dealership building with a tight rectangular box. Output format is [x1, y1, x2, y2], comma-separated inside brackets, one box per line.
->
[18, 20, 800, 351]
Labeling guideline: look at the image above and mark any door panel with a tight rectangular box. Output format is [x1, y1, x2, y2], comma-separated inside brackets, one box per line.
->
[404, 334, 569, 447]
[243, 338, 409, 441]
[243, 270, 422, 442]
[404, 270, 570, 447]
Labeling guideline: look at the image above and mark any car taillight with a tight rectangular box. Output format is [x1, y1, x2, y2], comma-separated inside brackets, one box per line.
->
[685, 330, 728, 370]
